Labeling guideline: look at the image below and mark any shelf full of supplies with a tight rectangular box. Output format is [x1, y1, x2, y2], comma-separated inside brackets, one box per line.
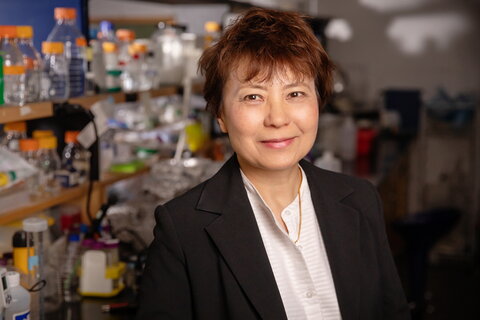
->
[0, 86, 179, 124]
[0, 165, 150, 225]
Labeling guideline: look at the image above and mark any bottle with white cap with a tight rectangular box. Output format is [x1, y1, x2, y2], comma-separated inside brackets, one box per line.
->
[3, 271, 30, 320]
[23, 217, 48, 320]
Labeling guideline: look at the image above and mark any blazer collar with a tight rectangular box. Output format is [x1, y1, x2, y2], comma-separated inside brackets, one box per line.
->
[198, 155, 360, 320]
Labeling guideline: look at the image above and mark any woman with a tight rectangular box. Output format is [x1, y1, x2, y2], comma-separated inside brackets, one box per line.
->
[137, 7, 410, 320]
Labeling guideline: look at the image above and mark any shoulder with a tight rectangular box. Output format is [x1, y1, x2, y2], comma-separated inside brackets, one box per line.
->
[155, 179, 211, 228]
[302, 159, 375, 193]
[301, 159, 379, 211]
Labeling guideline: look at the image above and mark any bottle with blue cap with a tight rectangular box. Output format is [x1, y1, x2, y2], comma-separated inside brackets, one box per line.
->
[98, 21, 117, 43]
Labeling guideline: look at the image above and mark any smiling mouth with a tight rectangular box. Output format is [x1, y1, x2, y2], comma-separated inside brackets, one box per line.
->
[260, 137, 295, 149]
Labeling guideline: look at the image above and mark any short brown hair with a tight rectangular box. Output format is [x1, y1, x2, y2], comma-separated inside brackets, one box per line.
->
[199, 7, 335, 117]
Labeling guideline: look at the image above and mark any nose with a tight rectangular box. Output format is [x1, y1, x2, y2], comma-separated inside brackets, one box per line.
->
[264, 98, 290, 128]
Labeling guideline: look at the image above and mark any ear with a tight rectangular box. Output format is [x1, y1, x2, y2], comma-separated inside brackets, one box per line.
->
[217, 116, 228, 133]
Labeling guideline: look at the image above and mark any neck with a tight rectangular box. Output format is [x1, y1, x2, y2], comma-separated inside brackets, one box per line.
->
[239, 158, 302, 216]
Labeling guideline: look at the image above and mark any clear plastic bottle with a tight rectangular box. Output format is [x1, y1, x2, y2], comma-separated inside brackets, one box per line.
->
[61, 130, 90, 187]
[89, 39, 106, 91]
[0, 121, 27, 154]
[47, 7, 86, 97]
[0, 54, 4, 105]
[151, 23, 183, 85]
[4, 271, 30, 320]
[37, 136, 61, 195]
[115, 29, 135, 70]
[0, 26, 26, 106]
[120, 43, 138, 93]
[133, 43, 152, 91]
[16, 26, 42, 103]
[121, 42, 151, 92]
[84, 45, 96, 96]
[42, 41, 69, 102]
[102, 41, 122, 92]
[19, 138, 40, 198]
[61, 233, 81, 303]
[98, 21, 117, 43]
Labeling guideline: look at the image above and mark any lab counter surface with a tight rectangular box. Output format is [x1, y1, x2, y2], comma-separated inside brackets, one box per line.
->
[45, 289, 137, 320]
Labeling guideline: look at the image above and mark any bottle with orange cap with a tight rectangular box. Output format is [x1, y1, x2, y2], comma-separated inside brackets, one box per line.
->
[102, 41, 122, 92]
[47, 7, 86, 98]
[42, 41, 69, 102]
[133, 42, 152, 91]
[19, 138, 41, 197]
[115, 29, 135, 70]
[121, 42, 151, 92]
[58, 131, 90, 187]
[37, 136, 61, 195]
[32, 130, 54, 140]
[0, 121, 27, 154]
[0, 25, 26, 106]
[16, 26, 41, 103]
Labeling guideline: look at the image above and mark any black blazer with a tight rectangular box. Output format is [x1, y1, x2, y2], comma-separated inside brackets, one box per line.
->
[137, 155, 410, 320]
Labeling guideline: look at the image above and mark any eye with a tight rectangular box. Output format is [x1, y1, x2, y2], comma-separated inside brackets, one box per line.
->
[242, 94, 263, 102]
[288, 91, 306, 99]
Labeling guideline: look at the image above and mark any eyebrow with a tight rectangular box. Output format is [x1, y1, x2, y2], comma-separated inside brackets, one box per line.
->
[283, 82, 308, 89]
[238, 82, 308, 91]
[238, 84, 268, 90]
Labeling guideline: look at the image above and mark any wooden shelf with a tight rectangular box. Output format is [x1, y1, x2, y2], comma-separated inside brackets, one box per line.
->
[148, 86, 179, 98]
[99, 165, 150, 187]
[0, 167, 150, 225]
[68, 92, 126, 109]
[0, 102, 53, 124]
[0, 86, 178, 123]
[68, 86, 178, 109]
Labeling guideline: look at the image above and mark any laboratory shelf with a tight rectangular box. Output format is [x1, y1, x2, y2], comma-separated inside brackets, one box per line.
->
[0, 166, 150, 225]
[0, 86, 178, 124]
[0, 101, 53, 124]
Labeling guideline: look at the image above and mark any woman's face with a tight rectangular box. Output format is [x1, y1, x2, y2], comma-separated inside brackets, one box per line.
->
[219, 65, 319, 174]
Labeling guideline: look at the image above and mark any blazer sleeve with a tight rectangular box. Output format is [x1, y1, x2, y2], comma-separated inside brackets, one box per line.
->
[136, 205, 193, 320]
[367, 181, 411, 320]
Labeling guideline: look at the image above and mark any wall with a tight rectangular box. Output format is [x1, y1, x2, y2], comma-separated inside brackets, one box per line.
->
[315, 0, 480, 107]
[0, 0, 83, 51]
[89, 0, 229, 35]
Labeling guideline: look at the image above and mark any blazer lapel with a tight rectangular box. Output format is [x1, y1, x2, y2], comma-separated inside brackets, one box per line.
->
[198, 156, 288, 320]
[301, 160, 361, 320]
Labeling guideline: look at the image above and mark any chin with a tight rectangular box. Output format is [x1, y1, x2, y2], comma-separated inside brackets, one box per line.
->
[255, 153, 304, 172]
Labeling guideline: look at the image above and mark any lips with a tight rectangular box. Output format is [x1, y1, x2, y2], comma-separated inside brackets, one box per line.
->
[260, 137, 295, 149]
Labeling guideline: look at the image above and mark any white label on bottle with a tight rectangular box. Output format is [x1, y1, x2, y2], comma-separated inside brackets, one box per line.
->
[13, 310, 30, 320]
